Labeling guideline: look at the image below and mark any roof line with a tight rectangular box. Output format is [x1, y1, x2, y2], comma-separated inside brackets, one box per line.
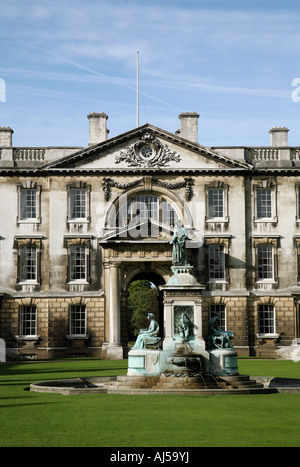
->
[42, 124, 251, 170]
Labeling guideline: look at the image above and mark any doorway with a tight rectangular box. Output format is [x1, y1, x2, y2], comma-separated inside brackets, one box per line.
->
[125, 271, 166, 348]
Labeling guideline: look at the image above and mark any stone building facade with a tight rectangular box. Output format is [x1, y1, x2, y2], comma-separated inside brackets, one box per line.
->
[1, 111, 300, 360]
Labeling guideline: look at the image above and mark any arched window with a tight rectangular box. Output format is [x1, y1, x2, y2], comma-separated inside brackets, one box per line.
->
[115, 194, 179, 228]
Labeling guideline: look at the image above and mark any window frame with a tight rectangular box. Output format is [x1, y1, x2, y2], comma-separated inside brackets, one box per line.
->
[256, 187, 272, 219]
[295, 185, 300, 223]
[69, 304, 87, 338]
[208, 244, 226, 281]
[252, 236, 279, 287]
[15, 237, 42, 289]
[257, 244, 274, 281]
[205, 183, 229, 223]
[19, 244, 38, 283]
[207, 188, 224, 219]
[69, 244, 88, 283]
[67, 183, 91, 224]
[17, 183, 41, 224]
[65, 237, 91, 286]
[294, 236, 300, 283]
[257, 304, 276, 337]
[204, 236, 231, 290]
[253, 181, 277, 224]
[19, 305, 37, 338]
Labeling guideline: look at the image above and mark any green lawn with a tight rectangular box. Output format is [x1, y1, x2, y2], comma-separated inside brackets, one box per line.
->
[1, 358, 300, 447]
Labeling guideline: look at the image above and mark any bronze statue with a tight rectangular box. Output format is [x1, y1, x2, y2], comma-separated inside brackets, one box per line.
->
[206, 312, 233, 350]
[131, 313, 161, 350]
[170, 223, 188, 265]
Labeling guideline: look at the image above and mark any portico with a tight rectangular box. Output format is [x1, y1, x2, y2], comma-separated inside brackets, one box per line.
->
[100, 239, 173, 358]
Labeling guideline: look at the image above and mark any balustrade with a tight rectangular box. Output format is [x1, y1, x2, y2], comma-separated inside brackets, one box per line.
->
[14, 148, 46, 162]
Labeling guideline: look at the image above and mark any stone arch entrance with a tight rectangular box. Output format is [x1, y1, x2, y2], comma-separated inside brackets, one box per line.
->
[101, 248, 172, 359]
[124, 270, 166, 345]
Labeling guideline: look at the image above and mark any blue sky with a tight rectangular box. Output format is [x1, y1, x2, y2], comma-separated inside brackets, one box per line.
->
[0, 0, 300, 147]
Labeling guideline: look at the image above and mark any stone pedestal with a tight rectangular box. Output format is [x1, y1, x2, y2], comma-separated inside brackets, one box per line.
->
[209, 348, 239, 376]
[159, 265, 210, 372]
[128, 349, 161, 376]
[106, 343, 124, 360]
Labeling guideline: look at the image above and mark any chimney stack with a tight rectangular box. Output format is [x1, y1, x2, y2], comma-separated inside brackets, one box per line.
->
[87, 112, 109, 146]
[177, 112, 199, 143]
[269, 127, 289, 147]
[0, 127, 13, 147]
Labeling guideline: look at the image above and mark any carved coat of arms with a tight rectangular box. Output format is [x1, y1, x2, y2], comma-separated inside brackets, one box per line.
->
[115, 132, 181, 168]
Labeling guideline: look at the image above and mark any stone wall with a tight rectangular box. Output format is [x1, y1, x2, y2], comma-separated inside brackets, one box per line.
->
[0, 295, 105, 360]
[203, 295, 297, 358]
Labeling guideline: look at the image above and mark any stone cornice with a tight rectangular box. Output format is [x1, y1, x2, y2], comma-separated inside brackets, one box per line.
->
[2, 166, 300, 176]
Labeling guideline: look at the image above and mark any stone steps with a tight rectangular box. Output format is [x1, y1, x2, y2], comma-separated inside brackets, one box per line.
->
[114, 374, 220, 390]
[156, 374, 219, 389]
[216, 374, 264, 389]
[109, 374, 265, 391]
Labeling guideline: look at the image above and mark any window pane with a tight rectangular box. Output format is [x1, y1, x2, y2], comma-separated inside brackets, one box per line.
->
[70, 189, 86, 219]
[115, 195, 178, 228]
[20, 246, 37, 281]
[257, 188, 272, 218]
[117, 199, 132, 227]
[210, 304, 226, 330]
[70, 246, 86, 280]
[161, 200, 179, 227]
[257, 245, 273, 279]
[20, 189, 37, 219]
[19, 306, 37, 336]
[208, 189, 224, 218]
[259, 305, 275, 334]
[70, 305, 86, 335]
[135, 195, 158, 219]
[209, 244, 225, 280]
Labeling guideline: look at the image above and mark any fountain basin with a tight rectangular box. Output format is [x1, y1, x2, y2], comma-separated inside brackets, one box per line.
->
[30, 374, 280, 395]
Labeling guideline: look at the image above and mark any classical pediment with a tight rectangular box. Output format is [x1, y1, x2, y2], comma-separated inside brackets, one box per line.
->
[44, 124, 250, 172]
[99, 218, 201, 254]
[99, 217, 176, 243]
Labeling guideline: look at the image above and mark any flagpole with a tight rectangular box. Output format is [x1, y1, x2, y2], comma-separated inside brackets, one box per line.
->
[137, 51, 139, 127]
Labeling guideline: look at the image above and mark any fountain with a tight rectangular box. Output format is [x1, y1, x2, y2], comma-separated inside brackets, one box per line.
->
[30, 226, 277, 395]
[115, 225, 266, 392]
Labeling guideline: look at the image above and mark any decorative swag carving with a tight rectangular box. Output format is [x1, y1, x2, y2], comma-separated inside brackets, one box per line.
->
[102, 176, 194, 201]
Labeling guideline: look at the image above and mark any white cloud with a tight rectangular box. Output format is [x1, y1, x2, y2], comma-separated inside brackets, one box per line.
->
[5, 2, 300, 66]
[1, 1, 300, 145]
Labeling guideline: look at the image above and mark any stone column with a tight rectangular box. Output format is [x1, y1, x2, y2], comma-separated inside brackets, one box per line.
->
[162, 296, 174, 350]
[102, 262, 110, 344]
[106, 262, 123, 359]
[194, 298, 203, 342]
